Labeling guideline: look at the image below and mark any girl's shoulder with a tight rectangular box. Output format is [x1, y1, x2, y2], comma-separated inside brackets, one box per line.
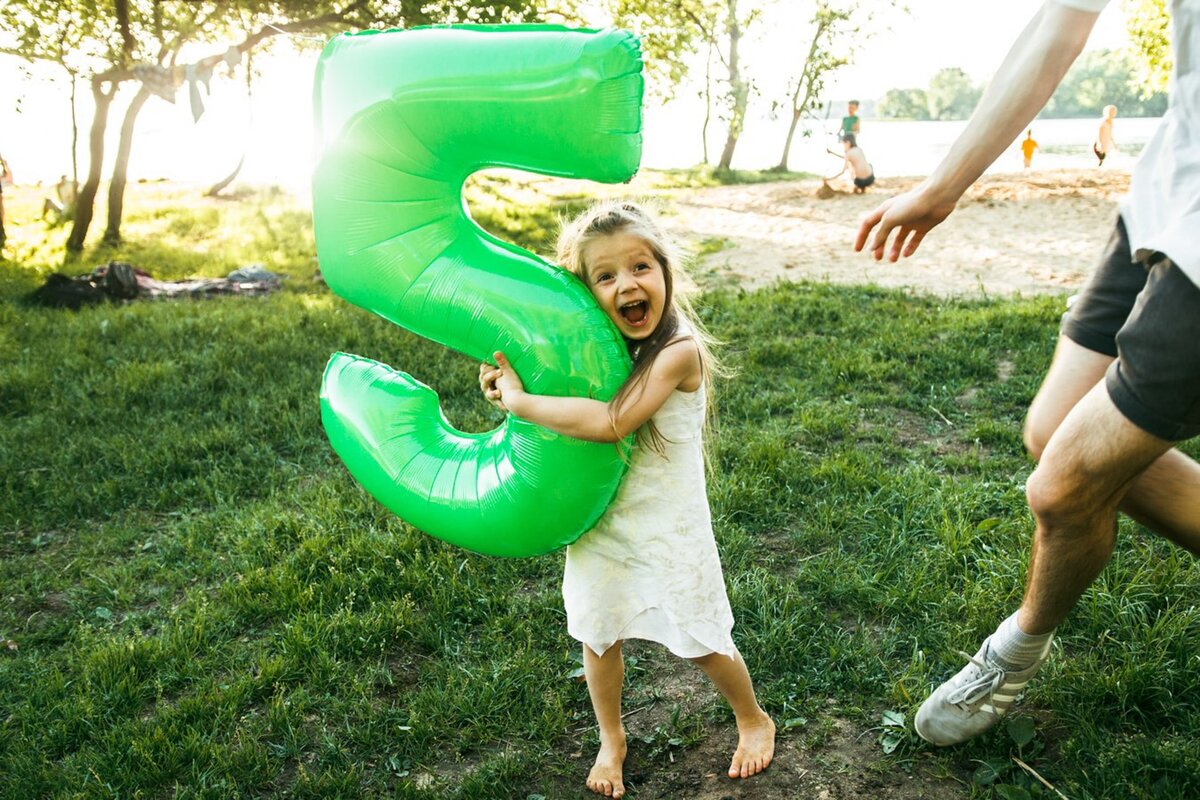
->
[656, 333, 702, 393]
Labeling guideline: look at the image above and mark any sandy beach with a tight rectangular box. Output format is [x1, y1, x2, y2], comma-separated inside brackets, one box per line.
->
[657, 168, 1129, 298]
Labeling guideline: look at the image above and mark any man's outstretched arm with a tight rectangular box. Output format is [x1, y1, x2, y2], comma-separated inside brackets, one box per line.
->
[855, 1, 1103, 262]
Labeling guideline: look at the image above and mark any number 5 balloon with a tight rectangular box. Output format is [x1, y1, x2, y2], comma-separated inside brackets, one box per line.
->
[313, 25, 643, 557]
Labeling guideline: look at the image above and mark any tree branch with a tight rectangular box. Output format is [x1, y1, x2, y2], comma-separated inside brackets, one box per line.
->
[90, 3, 363, 88]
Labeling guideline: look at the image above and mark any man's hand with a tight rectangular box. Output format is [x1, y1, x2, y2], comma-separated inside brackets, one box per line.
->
[854, 183, 958, 262]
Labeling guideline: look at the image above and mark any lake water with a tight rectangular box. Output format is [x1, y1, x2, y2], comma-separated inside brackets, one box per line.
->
[642, 114, 1163, 177]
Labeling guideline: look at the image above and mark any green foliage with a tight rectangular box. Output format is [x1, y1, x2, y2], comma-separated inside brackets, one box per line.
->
[877, 87, 931, 120]
[612, 0, 765, 167]
[611, 0, 716, 100]
[1123, 0, 1172, 96]
[0, 1, 115, 73]
[926, 67, 982, 121]
[879, 68, 980, 121]
[0, 186, 1199, 797]
[0, 0, 551, 72]
[882, 43, 1170, 123]
[1044, 48, 1168, 118]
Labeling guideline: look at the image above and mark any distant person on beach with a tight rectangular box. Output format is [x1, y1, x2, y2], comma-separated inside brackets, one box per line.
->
[840, 100, 861, 142]
[1021, 129, 1039, 168]
[42, 175, 77, 223]
[856, 0, 1199, 749]
[828, 134, 874, 193]
[0, 153, 12, 249]
[1094, 104, 1117, 165]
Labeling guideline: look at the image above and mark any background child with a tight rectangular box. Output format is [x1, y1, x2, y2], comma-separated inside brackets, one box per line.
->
[827, 134, 875, 193]
[840, 99, 861, 142]
[1094, 104, 1117, 166]
[1021, 129, 1039, 169]
[479, 202, 775, 799]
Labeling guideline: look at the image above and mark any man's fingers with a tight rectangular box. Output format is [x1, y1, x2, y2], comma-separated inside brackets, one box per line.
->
[902, 229, 928, 258]
[870, 222, 895, 261]
[888, 226, 911, 262]
[854, 207, 885, 252]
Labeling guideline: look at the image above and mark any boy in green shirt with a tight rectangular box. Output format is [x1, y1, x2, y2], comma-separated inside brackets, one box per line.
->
[840, 100, 860, 142]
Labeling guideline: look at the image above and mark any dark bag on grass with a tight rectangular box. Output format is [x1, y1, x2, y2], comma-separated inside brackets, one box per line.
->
[26, 273, 107, 309]
[26, 261, 141, 309]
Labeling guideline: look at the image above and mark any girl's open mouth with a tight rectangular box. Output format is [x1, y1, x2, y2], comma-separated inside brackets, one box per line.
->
[619, 300, 649, 326]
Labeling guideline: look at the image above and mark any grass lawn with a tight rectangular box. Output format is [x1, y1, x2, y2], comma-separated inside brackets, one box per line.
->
[0, 177, 1197, 799]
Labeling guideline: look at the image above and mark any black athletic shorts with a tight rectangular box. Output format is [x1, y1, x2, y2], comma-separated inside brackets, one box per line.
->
[1061, 216, 1200, 441]
[854, 173, 875, 189]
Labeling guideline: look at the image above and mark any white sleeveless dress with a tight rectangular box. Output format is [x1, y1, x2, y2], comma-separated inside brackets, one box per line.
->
[562, 380, 736, 659]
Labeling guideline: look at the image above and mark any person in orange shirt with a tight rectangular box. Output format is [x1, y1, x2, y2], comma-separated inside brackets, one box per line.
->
[1021, 129, 1039, 168]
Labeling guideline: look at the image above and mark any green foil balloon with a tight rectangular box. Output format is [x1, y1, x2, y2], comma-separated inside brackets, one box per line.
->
[313, 25, 643, 557]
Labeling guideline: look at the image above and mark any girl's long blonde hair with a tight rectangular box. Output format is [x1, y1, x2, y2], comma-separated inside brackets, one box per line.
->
[556, 201, 726, 456]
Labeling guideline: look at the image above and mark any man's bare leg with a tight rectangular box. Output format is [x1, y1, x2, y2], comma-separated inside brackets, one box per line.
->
[583, 643, 627, 798]
[1020, 383, 1176, 633]
[915, 383, 1177, 746]
[691, 649, 775, 779]
[1025, 336, 1200, 554]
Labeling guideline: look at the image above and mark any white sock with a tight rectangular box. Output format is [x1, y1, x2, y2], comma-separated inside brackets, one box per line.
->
[986, 611, 1054, 670]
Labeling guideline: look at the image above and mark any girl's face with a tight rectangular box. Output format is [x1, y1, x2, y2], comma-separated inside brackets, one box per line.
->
[581, 230, 667, 341]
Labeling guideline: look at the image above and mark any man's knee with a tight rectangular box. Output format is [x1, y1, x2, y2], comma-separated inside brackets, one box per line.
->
[1027, 459, 1089, 523]
[1022, 416, 1050, 462]
[1025, 462, 1111, 532]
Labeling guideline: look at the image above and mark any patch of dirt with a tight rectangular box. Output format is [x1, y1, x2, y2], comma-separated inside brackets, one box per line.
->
[529, 641, 968, 799]
[657, 169, 1129, 298]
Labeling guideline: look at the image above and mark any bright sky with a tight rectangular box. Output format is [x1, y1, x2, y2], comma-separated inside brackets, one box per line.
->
[825, 0, 1127, 98]
[0, 1, 1131, 186]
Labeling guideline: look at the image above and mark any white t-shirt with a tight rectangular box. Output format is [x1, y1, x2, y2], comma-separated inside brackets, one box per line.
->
[1056, 0, 1200, 285]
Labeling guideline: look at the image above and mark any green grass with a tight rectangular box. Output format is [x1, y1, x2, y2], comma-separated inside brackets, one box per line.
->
[0, 180, 1197, 799]
[637, 164, 814, 189]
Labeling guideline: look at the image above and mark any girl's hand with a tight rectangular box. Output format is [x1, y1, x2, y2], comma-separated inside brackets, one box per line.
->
[478, 362, 507, 411]
[490, 352, 526, 401]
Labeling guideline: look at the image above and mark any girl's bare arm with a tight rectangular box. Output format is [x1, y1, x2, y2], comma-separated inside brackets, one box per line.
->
[490, 341, 701, 443]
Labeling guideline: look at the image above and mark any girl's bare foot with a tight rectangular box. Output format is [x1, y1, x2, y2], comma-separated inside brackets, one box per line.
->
[586, 735, 627, 798]
[728, 712, 775, 779]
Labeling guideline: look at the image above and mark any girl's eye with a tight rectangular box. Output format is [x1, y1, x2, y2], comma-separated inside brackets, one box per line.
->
[634, 263, 650, 271]
[594, 273, 614, 283]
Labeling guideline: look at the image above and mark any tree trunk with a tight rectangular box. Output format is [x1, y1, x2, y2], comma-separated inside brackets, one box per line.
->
[774, 16, 833, 173]
[774, 108, 803, 171]
[701, 40, 713, 165]
[205, 155, 245, 197]
[103, 85, 151, 245]
[69, 71, 79, 186]
[207, 57, 252, 197]
[716, 0, 745, 171]
[67, 78, 118, 252]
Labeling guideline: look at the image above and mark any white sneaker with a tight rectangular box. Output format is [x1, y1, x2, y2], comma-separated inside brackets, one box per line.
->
[914, 636, 1051, 746]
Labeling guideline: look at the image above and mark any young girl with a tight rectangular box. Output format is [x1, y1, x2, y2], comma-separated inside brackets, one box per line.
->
[479, 202, 774, 798]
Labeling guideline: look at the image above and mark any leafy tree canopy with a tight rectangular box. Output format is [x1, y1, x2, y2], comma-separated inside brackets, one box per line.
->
[876, 87, 929, 120]
[925, 67, 979, 120]
[1123, 0, 1171, 95]
[1043, 48, 1167, 117]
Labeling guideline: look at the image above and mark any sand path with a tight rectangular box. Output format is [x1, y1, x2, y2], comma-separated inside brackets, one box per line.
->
[657, 168, 1129, 297]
